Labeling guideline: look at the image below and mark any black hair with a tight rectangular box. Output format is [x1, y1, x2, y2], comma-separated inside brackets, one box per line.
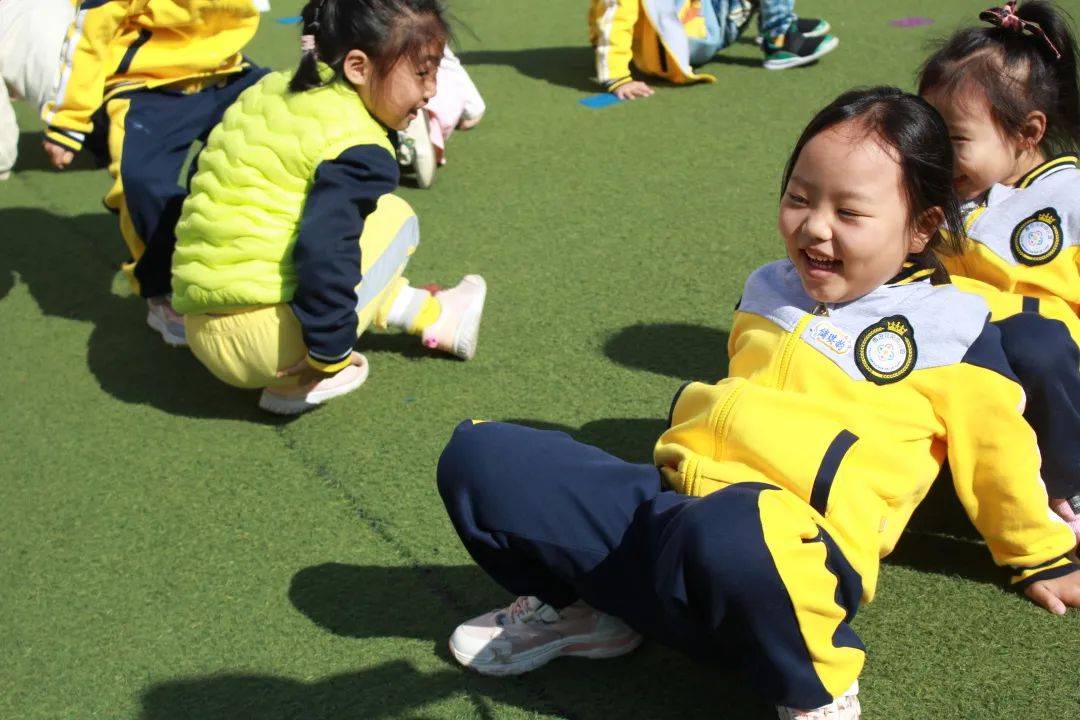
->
[289, 0, 449, 93]
[918, 1, 1080, 156]
[782, 87, 966, 276]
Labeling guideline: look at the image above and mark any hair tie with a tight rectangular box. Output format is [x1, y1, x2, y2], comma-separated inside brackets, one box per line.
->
[980, 1, 1062, 60]
[300, 34, 316, 53]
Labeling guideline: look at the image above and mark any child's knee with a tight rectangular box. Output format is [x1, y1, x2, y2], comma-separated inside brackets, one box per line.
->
[998, 314, 1079, 378]
[436, 420, 500, 503]
[673, 484, 776, 583]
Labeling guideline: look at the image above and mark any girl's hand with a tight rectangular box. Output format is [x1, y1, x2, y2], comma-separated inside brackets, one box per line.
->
[614, 81, 654, 100]
[1024, 570, 1080, 615]
[42, 141, 74, 170]
[276, 351, 364, 386]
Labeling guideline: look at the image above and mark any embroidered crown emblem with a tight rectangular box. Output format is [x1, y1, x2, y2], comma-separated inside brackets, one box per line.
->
[1037, 211, 1056, 225]
[886, 320, 909, 335]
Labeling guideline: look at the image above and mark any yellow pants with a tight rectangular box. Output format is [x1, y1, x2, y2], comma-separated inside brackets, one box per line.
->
[185, 195, 419, 389]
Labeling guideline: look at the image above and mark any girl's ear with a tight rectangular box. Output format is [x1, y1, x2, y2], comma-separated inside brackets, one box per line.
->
[909, 207, 944, 253]
[342, 49, 373, 87]
[1018, 109, 1048, 150]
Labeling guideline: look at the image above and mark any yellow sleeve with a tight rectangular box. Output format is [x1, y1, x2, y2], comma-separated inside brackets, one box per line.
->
[41, 0, 131, 153]
[592, 0, 639, 89]
[935, 330, 1078, 587]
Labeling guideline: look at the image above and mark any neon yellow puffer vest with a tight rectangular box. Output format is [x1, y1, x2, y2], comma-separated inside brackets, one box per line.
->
[171, 68, 395, 314]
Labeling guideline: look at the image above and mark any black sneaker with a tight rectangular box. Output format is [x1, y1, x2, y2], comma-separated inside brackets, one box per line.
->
[754, 18, 831, 45]
[796, 18, 830, 37]
[763, 22, 838, 70]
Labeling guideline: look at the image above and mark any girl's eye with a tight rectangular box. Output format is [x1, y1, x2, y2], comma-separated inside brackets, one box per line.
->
[838, 209, 863, 219]
[786, 192, 808, 205]
[950, 136, 968, 143]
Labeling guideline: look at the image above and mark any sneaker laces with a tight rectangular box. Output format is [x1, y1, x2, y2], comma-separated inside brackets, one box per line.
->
[503, 596, 561, 625]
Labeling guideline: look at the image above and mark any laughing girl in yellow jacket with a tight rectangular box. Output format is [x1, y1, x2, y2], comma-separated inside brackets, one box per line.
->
[436, 88, 1079, 719]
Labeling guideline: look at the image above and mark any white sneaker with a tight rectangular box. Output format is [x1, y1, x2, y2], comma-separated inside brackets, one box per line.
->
[398, 109, 436, 189]
[449, 596, 643, 676]
[258, 355, 369, 415]
[147, 295, 187, 347]
[422, 275, 486, 360]
[777, 681, 861, 719]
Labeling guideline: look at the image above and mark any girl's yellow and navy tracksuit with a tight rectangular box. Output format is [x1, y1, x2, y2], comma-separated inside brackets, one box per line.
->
[438, 258, 1078, 710]
[171, 69, 419, 387]
[41, 0, 267, 297]
[944, 155, 1080, 499]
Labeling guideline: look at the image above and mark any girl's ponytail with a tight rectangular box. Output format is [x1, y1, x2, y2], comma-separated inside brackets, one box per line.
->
[289, 0, 331, 93]
[286, 0, 449, 96]
[1016, 1, 1080, 147]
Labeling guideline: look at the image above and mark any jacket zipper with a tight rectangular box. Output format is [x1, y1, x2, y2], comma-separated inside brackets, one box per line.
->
[777, 313, 814, 388]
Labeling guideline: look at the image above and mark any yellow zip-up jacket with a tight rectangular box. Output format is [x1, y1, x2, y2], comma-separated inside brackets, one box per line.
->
[589, 0, 715, 90]
[655, 259, 1077, 603]
[42, 0, 261, 153]
[944, 155, 1080, 341]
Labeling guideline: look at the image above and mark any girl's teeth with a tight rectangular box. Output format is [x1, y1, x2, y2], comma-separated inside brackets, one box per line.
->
[805, 252, 839, 269]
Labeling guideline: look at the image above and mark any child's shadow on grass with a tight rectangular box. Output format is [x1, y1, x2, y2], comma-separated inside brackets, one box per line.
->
[1, 209, 451, 420]
[457, 46, 599, 92]
[604, 322, 730, 382]
[136, 562, 768, 720]
[1, 209, 416, 421]
[0, 209, 289, 421]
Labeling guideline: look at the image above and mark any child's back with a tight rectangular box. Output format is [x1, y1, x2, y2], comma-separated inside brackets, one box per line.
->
[173, 70, 395, 314]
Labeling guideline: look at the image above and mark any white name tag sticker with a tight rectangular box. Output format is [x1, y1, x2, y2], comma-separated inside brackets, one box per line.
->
[810, 320, 853, 355]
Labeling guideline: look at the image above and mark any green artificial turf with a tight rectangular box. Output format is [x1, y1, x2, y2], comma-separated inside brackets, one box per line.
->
[1, 1, 1077, 717]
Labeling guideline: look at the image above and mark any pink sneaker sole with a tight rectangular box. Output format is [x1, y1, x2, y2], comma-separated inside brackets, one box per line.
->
[258, 357, 370, 415]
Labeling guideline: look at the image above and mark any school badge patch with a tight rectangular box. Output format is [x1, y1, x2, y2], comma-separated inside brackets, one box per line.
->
[1011, 208, 1063, 266]
[855, 316, 917, 385]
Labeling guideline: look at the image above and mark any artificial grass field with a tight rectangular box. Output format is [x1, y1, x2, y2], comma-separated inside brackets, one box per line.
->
[2, 1, 1078, 717]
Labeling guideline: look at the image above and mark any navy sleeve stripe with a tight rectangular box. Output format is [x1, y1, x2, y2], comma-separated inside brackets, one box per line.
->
[289, 144, 400, 363]
[115, 28, 152, 76]
[810, 430, 858, 515]
[667, 381, 692, 428]
[1013, 562, 1079, 590]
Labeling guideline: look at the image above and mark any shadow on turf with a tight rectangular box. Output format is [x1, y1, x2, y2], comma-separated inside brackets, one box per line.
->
[0, 209, 446, 421]
[138, 561, 768, 720]
[604, 322, 730, 382]
[0, 209, 294, 421]
[457, 46, 598, 92]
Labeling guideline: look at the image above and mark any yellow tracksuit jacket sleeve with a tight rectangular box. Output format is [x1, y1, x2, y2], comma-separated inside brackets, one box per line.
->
[591, 0, 639, 89]
[936, 359, 1078, 587]
[42, 0, 130, 153]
